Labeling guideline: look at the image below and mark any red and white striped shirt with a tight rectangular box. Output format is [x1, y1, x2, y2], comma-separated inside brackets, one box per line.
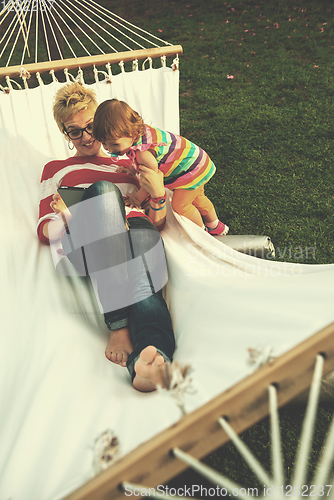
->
[37, 156, 144, 244]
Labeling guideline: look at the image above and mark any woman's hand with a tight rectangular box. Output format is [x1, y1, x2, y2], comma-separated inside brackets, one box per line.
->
[50, 193, 72, 232]
[138, 165, 165, 199]
[43, 193, 71, 241]
[138, 166, 167, 231]
[50, 193, 68, 214]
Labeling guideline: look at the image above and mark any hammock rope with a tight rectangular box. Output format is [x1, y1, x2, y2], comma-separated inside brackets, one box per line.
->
[52, 0, 109, 55]
[292, 354, 324, 487]
[21, 1, 33, 62]
[46, 0, 91, 58]
[218, 417, 272, 486]
[268, 384, 284, 490]
[72, 0, 153, 51]
[0, 0, 29, 58]
[9, 0, 31, 61]
[0, 0, 174, 68]
[86, 0, 170, 48]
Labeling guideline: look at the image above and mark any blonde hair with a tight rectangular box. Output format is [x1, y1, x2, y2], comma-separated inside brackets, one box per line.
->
[93, 99, 145, 144]
[53, 82, 98, 133]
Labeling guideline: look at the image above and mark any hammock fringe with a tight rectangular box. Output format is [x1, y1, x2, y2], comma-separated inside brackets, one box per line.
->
[0, 45, 183, 82]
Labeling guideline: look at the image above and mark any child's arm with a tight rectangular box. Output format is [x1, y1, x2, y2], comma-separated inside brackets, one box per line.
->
[125, 150, 159, 208]
[136, 150, 159, 172]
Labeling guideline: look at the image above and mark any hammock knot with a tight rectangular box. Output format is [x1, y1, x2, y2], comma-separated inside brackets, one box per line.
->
[142, 57, 153, 70]
[172, 55, 179, 71]
[160, 55, 167, 67]
[247, 346, 275, 371]
[132, 59, 139, 71]
[36, 72, 44, 86]
[105, 62, 112, 83]
[5, 76, 22, 90]
[119, 61, 125, 73]
[92, 429, 120, 474]
[49, 69, 58, 83]
[76, 68, 85, 84]
[93, 65, 109, 84]
[0, 84, 10, 94]
[63, 68, 71, 83]
[19, 68, 31, 80]
[157, 362, 195, 416]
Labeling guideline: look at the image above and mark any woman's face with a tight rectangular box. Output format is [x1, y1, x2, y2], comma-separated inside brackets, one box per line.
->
[63, 106, 103, 157]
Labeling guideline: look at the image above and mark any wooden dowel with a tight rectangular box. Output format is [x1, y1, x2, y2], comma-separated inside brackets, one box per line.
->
[0, 45, 183, 79]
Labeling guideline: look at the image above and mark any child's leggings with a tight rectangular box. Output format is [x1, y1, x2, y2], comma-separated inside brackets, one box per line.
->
[171, 184, 214, 220]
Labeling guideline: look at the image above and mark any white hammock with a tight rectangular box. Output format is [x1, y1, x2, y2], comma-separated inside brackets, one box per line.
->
[1, 4, 334, 500]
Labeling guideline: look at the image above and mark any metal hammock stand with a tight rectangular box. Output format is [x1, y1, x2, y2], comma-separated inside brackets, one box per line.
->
[1, 2, 334, 499]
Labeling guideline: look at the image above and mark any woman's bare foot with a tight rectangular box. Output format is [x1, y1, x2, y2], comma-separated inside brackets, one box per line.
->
[105, 327, 133, 367]
[133, 346, 169, 392]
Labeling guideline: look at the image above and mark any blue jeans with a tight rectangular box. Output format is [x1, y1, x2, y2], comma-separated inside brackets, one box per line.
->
[62, 181, 175, 379]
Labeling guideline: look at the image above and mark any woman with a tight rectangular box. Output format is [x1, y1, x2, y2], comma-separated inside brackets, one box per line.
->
[37, 82, 175, 392]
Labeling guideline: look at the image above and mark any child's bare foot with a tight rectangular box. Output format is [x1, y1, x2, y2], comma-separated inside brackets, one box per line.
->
[105, 327, 133, 367]
[133, 346, 169, 392]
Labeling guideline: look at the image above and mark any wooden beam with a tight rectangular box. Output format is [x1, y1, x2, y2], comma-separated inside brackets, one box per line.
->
[62, 321, 334, 500]
[0, 45, 183, 79]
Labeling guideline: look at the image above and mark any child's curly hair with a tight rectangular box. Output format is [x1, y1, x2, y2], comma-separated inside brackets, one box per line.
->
[93, 99, 145, 144]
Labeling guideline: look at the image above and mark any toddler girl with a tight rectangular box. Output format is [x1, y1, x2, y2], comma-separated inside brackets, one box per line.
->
[93, 99, 229, 235]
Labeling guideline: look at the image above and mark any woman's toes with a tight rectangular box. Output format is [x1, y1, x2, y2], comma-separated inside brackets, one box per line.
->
[153, 354, 165, 367]
[118, 352, 126, 366]
[105, 327, 133, 366]
[140, 346, 158, 365]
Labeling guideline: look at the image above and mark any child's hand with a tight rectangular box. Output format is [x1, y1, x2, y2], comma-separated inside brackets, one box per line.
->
[116, 165, 128, 174]
[116, 165, 137, 176]
[125, 192, 143, 209]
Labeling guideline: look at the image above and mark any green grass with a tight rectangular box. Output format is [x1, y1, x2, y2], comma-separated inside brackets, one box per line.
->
[2, 0, 333, 489]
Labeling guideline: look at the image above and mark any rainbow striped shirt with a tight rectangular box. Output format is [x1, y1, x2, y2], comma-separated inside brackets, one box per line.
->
[132, 125, 216, 191]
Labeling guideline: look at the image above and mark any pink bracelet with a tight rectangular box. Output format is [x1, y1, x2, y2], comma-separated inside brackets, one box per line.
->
[150, 191, 167, 205]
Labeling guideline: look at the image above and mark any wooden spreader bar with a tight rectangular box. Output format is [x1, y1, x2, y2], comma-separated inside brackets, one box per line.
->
[62, 321, 334, 500]
[0, 45, 183, 79]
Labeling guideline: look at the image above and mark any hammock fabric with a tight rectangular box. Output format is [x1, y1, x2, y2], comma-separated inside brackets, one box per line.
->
[1, 67, 334, 500]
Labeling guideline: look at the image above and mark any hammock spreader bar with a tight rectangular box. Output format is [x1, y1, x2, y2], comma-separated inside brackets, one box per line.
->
[0, 44, 183, 79]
